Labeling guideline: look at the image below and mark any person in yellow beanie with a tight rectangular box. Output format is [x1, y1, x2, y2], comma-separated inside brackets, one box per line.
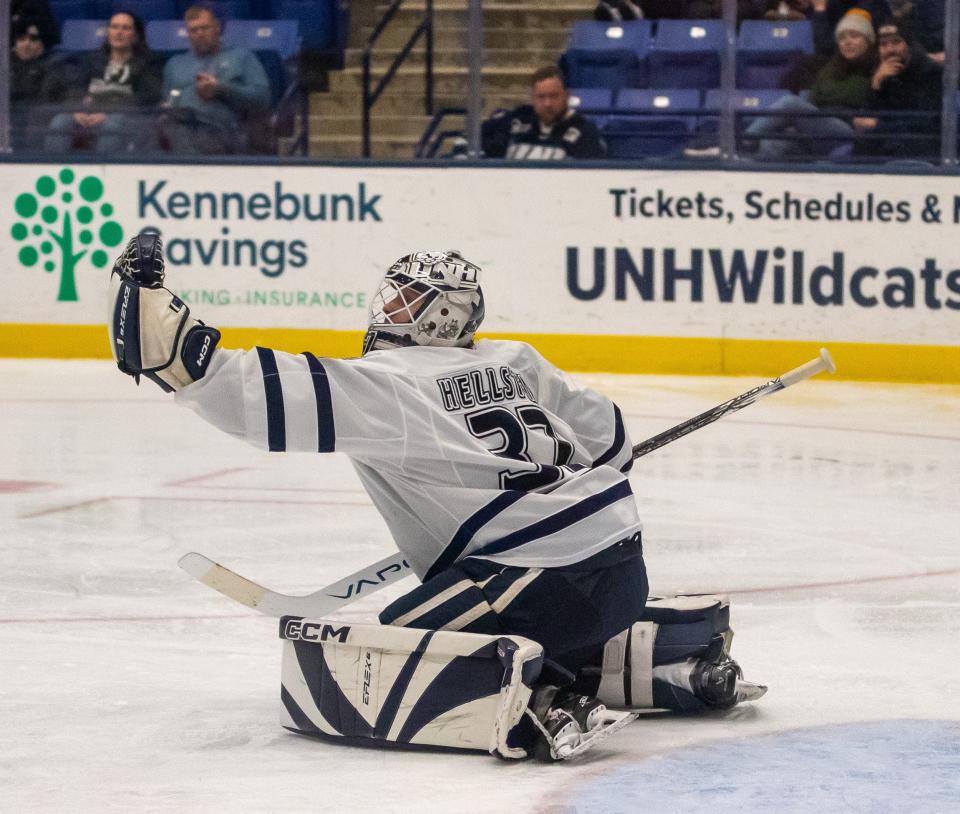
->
[744, 7, 878, 160]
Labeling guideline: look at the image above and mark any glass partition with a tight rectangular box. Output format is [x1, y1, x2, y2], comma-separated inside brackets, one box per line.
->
[3, 0, 959, 166]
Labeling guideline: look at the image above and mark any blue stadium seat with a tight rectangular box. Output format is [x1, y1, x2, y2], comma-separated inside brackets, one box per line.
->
[145, 19, 190, 53]
[274, 0, 343, 50]
[568, 87, 614, 114]
[212, 0, 256, 20]
[224, 20, 300, 60]
[601, 88, 700, 158]
[562, 20, 652, 92]
[615, 88, 700, 115]
[109, 0, 176, 21]
[58, 19, 108, 51]
[698, 89, 792, 144]
[50, 0, 95, 24]
[602, 115, 693, 159]
[649, 19, 724, 89]
[174, 0, 255, 17]
[736, 20, 813, 89]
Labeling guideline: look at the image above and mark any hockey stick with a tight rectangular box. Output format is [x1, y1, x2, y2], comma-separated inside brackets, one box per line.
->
[180, 348, 836, 617]
[178, 550, 413, 617]
[630, 347, 836, 458]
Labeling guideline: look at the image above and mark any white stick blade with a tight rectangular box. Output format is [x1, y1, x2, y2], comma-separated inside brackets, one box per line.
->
[178, 552, 267, 610]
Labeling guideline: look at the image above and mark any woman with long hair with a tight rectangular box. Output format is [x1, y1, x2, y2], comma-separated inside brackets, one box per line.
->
[45, 10, 162, 154]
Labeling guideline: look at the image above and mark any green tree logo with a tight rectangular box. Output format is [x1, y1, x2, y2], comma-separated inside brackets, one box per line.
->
[10, 168, 124, 302]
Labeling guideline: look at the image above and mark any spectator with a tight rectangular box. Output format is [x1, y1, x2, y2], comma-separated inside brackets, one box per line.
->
[854, 19, 943, 158]
[744, 8, 877, 159]
[11, 0, 58, 50]
[10, 19, 66, 150]
[160, 4, 270, 154]
[911, 0, 946, 61]
[481, 66, 607, 160]
[812, 0, 893, 52]
[44, 11, 161, 154]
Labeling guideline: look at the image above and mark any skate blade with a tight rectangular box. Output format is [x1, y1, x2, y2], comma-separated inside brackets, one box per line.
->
[555, 710, 638, 760]
[735, 680, 768, 704]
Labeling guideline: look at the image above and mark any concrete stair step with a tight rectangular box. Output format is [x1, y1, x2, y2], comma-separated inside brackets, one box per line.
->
[328, 65, 534, 95]
[310, 89, 526, 116]
[308, 134, 423, 160]
[344, 46, 563, 69]
[370, 2, 593, 31]
[357, 25, 572, 51]
[310, 113, 458, 138]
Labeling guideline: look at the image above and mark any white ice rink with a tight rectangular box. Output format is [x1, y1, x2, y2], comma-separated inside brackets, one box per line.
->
[2, 358, 958, 813]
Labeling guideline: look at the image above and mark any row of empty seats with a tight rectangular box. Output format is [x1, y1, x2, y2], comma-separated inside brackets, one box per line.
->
[49, 0, 346, 53]
[568, 87, 795, 158]
[563, 19, 813, 90]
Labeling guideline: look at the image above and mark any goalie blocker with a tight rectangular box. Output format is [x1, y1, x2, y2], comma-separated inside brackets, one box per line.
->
[108, 233, 220, 392]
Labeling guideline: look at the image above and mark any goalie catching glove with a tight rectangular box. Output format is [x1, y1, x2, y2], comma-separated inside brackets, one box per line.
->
[108, 233, 220, 392]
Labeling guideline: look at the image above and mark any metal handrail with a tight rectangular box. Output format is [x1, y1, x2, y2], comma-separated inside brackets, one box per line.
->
[362, 0, 434, 158]
[415, 107, 467, 157]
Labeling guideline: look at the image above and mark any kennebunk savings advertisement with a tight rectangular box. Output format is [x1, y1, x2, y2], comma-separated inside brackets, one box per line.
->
[1, 163, 958, 379]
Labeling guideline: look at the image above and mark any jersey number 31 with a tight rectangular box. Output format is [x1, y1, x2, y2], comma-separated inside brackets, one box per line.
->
[465, 405, 575, 491]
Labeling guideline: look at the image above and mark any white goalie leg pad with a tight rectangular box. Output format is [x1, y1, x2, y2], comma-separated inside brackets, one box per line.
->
[596, 622, 656, 708]
[278, 616, 544, 759]
[108, 271, 219, 392]
[593, 594, 731, 709]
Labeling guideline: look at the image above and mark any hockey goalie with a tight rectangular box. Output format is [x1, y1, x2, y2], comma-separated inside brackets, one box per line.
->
[107, 234, 766, 761]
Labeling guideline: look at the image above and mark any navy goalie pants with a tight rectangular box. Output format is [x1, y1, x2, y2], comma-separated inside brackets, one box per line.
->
[379, 533, 648, 674]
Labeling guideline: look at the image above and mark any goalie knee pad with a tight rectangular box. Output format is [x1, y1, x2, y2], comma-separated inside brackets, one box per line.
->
[576, 594, 737, 711]
[278, 616, 544, 759]
[107, 233, 220, 392]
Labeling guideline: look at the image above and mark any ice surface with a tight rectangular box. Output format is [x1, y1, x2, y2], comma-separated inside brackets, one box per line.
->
[1, 360, 958, 812]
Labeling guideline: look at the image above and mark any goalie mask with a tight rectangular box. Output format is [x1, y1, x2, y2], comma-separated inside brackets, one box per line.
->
[362, 251, 485, 355]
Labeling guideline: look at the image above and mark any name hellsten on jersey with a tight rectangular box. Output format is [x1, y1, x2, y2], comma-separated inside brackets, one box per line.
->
[436, 366, 534, 412]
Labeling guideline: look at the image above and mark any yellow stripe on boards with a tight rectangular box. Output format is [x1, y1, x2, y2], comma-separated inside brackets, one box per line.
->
[1, 323, 957, 383]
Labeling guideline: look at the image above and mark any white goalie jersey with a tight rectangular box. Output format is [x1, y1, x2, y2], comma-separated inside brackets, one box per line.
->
[176, 339, 640, 579]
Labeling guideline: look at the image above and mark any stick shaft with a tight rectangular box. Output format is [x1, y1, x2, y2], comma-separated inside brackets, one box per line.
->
[631, 349, 835, 460]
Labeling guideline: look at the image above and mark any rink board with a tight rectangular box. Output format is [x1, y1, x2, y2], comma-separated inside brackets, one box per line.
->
[1, 162, 958, 382]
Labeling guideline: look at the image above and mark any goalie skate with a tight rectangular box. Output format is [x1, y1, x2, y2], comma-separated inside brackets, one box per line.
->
[691, 653, 768, 709]
[528, 690, 637, 761]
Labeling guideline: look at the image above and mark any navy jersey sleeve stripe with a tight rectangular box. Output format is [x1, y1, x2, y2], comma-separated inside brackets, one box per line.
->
[474, 479, 634, 559]
[302, 352, 336, 453]
[256, 346, 286, 452]
[592, 403, 626, 469]
[424, 491, 526, 582]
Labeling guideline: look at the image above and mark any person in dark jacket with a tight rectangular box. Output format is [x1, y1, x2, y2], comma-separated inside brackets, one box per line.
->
[11, 0, 58, 50]
[10, 18, 66, 150]
[911, 0, 946, 61]
[853, 19, 943, 159]
[482, 66, 606, 160]
[44, 11, 162, 154]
